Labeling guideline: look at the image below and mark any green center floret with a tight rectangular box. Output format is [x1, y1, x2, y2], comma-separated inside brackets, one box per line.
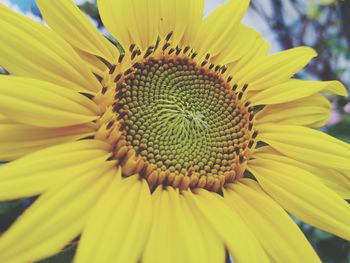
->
[116, 56, 249, 179]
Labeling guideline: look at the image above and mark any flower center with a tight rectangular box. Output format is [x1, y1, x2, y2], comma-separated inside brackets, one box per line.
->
[105, 55, 256, 192]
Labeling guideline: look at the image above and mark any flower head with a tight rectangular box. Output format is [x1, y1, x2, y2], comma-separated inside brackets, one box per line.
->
[0, 0, 349, 262]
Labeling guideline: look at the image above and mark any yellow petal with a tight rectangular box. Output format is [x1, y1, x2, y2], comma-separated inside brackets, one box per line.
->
[37, 0, 118, 63]
[257, 124, 350, 170]
[75, 48, 108, 77]
[98, 0, 203, 50]
[341, 170, 350, 182]
[227, 35, 270, 77]
[97, 0, 131, 50]
[224, 180, 320, 262]
[179, 189, 225, 263]
[248, 158, 350, 240]
[256, 94, 332, 128]
[0, 4, 101, 92]
[250, 79, 347, 105]
[143, 187, 222, 263]
[0, 119, 95, 161]
[0, 76, 98, 127]
[180, 0, 204, 46]
[158, 0, 204, 47]
[194, 0, 250, 57]
[75, 175, 153, 263]
[183, 189, 269, 263]
[0, 139, 112, 201]
[322, 170, 350, 199]
[253, 146, 350, 200]
[97, 0, 158, 50]
[213, 24, 264, 65]
[0, 165, 115, 263]
[234, 47, 317, 90]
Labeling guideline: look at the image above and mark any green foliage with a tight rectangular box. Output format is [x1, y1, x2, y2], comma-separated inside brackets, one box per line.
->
[0, 199, 27, 234]
[0, 200, 23, 215]
[328, 115, 350, 143]
[37, 245, 77, 263]
[300, 221, 350, 263]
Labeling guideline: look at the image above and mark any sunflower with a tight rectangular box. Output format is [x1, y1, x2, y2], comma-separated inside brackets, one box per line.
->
[0, 0, 349, 262]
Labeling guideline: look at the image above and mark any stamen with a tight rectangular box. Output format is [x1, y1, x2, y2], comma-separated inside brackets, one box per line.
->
[131, 50, 138, 60]
[168, 48, 175, 55]
[107, 120, 115, 129]
[114, 73, 122, 83]
[221, 66, 228, 74]
[93, 73, 103, 83]
[248, 140, 254, 148]
[183, 46, 190, 54]
[118, 54, 125, 63]
[101, 87, 108, 95]
[80, 92, 94, 100]
[175, 47, 182, 56]
[165, 31, 174, 42]
[144, 48, 154, 58]
[239, 155, 245, 163]
[162, 42, 171, 51]
[124, 68, 134, 75]
[109, 65, 117, 74]
[242, 84, 249, 92]
[129, 44, 136, 52]
[154, 41, 160, 52]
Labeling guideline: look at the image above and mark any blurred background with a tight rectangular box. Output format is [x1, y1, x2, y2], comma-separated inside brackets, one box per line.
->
[0, 0, 349, 262]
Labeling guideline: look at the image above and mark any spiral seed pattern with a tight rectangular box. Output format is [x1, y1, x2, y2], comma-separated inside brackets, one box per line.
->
[112, 55, 255, 191]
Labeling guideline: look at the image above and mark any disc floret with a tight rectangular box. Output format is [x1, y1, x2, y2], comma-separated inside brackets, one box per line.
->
[94, 34, 257, 192]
